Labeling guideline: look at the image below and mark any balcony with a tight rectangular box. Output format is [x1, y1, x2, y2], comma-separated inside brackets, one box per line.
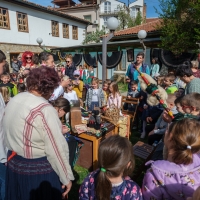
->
[52, 0, 76, 7]
[99, 10, 119, 16]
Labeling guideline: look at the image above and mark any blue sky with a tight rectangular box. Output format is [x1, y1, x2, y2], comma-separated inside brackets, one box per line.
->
[30, 0, 160, 18]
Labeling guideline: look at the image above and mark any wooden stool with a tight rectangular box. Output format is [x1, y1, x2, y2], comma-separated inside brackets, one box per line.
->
[132, 141, 155, 180]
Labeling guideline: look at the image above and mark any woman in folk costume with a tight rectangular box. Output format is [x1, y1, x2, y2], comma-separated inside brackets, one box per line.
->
[3, 67, 74, 200]
[82, 64, 89, 85]
[87, 66, 96, 85]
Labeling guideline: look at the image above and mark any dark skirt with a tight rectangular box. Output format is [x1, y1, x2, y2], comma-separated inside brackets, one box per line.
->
[5, 151, 63, 200]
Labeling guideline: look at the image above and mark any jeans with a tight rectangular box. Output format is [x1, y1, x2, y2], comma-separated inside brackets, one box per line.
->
[89, 102, 99, 111]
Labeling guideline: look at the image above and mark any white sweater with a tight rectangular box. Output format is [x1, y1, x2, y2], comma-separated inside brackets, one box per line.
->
[63, 91, 78, 103]
[0, 93, 6, 163]
[3, 92, 74, 185]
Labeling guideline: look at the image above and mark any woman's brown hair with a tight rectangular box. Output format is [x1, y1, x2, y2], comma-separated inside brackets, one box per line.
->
[26, 66, 60, 99]
[0, 86, 10, 103]
[96, 135, 135, 200]
[50, 98, 70, 113]
[167, 118, 200, 165]
[109, 82, 120, 98]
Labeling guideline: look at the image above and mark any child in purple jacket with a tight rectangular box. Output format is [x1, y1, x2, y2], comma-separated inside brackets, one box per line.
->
[142, 118, 200, 200]
[79, 135, 143, 200]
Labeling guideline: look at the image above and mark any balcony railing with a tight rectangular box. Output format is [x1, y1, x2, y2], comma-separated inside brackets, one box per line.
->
[99, 11, 119, 16]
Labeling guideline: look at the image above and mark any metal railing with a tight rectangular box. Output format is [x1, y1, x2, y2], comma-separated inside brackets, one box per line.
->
[99, 11, 119, 15]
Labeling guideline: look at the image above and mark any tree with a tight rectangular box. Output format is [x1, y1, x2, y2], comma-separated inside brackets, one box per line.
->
[117, 5, 143, 30]
[156, 0, 200, 55]
[82, 26, 106, 44]
[82, 5, 144, 44]
[134, 11, 143, 26]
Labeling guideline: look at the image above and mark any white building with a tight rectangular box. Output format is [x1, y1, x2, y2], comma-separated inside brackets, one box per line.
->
[99, 0, 125, 29]
[0, 0, 91, 63]
[129, 0, 145, 19]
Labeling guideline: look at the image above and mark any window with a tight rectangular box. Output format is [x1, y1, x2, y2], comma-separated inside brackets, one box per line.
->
[136, 8, 140, 12]
[72, 26, 78, 40]
[104, 1, 111, 13]
[63, 23, 69, 38]
[84, 15, 92, 22]
[130, 7, 136, 18]
[0, 7, 10, 29]
[17, 12, 28, 32]
[103, 17, 109, 27]
[52, 21, 59, 37]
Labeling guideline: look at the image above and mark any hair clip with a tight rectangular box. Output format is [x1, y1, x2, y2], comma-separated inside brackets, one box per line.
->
[100, 167, 106, 172]
[187, 145, 192, 149]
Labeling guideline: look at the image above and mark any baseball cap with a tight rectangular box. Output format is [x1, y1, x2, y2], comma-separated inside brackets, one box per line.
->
[73, 70, 80, 76]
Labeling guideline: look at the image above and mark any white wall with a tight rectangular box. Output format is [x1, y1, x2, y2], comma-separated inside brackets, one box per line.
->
[129, 0, 143, 18]
[0, 1, 86, 47]
[99, 0, 124, 29]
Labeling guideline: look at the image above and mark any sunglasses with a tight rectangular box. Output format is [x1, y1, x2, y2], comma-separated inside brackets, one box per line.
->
[66, 61, 70, 63]
[68, 84, 73, 87]
[74, 75, 79, 77]
[26, 57, 32, 59]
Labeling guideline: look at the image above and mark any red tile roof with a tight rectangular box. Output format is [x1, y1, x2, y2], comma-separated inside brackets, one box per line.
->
[54, 4, 98, 10]
[145, 18, 159, 23]
[107, 19, 162, 37]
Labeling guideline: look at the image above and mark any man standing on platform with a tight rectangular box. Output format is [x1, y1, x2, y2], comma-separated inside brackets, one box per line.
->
[65, 55, 76, 79]
[126, 52, 150, 91]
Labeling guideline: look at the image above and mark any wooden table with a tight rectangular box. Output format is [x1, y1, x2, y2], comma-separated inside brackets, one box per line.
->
[76, 126, 118, 171]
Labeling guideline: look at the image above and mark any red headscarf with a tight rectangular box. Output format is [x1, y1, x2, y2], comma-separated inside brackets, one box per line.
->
[22, 51, 34, 67]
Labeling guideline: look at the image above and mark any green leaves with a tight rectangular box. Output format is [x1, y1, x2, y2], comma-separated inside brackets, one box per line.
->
[116, 5, 143, 31]
[157, 0, 200, 55]
[82, 26, 106, 44]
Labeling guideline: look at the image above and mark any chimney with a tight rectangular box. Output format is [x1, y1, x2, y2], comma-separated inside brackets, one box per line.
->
[143, 3, 147, 22]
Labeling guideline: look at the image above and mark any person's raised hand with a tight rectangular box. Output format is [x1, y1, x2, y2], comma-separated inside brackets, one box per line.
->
[62, 181, 72, 199]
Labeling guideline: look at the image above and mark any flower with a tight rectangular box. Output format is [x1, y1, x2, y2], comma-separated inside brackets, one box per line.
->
[90, 177, 94, 184]
[131, 185, 137, 194]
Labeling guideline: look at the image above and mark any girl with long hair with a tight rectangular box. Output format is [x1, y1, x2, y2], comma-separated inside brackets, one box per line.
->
[79, 135, 142, 200]
[107, 82, 122, 109]
[143, 118, 200, 200]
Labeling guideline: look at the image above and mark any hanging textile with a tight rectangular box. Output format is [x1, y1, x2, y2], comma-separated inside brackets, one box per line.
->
[159, 49, 196, 68]
[83, 53, 97, 68]
[97, 51, 123, 69]
[73, 54, 82, 66]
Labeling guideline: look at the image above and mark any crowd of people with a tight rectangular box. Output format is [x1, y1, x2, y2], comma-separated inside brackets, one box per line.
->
[0, 49, 200, 200]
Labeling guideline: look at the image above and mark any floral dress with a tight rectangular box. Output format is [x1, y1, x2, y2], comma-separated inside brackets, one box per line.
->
[79, 170, 143, 200]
